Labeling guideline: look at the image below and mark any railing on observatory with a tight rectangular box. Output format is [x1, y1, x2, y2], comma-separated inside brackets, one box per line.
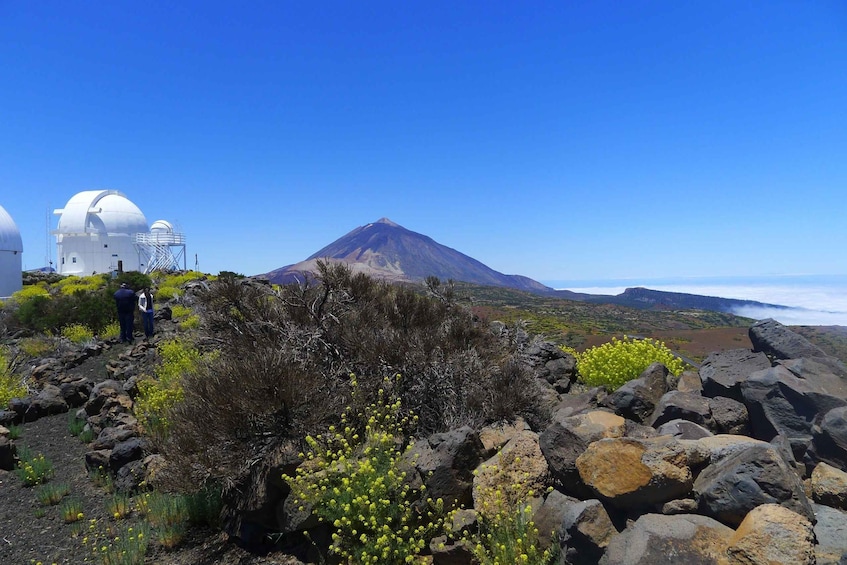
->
[133, 231, 187, 273]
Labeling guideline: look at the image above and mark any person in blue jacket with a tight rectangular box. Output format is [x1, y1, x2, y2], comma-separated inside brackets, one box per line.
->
[113, 282, 136, 344]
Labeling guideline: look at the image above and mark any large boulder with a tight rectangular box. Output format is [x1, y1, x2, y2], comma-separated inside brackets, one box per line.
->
[648, 391, 711, 428]
[698, 349, 771, 401]
[539, 410, 626, 497]
[601, 362, 672, 423]
[812, 462, 847, 509]
[707, 396, 750, 436]
[576, 436, 692, 509]
[813, 503, 847, 565]
[26, 384, 69, 420]
[473, 429, 548, 511]
[741, 365, 847, 457]
[598, 513, 733, 565]
[524, 338, 578, 391]
[656, 419, 714, 440]
[725, 503, 815, 565]
[559, 498, 618, 565]
[409, 426, 486, 510]
[806, 406, 847, 471]
[749, 318, 829, 360]
[693, 443, 814, 527]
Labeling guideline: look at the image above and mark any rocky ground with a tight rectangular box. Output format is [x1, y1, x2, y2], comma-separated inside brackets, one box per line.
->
[0, 339, 301, 565]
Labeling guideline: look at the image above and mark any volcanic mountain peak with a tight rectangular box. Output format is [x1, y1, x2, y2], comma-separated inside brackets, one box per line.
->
[263, 218, 552, 293]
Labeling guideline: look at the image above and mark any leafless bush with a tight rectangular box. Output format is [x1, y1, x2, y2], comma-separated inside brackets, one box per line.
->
[162, 262, 547, 489]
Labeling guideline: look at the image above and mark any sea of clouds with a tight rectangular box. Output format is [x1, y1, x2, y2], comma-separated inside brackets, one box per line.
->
[550, 275, 847, 326]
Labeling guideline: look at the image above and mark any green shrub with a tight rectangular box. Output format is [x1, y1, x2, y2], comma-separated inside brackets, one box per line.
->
[155, 285, 182, 301]
[571, 335, 686, 391]
[283, 375, 450, 565]
[114, 271, 152, 292]
[169, 304, 191, 320]
[101, 321, 120, 340]
[61, 323, 95, 344]
[178, 314, 200, 329]
[135, 339, 204, 442]
[157, 270, 205, 288]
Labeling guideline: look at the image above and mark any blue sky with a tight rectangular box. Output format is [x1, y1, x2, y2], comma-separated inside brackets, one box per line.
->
[2, 1, 846, 281]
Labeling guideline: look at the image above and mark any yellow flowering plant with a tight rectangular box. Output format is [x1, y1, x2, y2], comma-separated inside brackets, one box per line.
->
[568, 335, 686, 391]
[283, 375, 451, 564]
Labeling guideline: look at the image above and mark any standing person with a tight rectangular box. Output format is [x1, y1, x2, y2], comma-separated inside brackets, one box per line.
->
[139, 287, 154, 340]
[113, 282, 136, 344]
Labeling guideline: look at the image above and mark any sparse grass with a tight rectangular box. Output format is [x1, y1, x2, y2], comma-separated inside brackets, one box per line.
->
[68, 412, 87, 436]
[7, 424, 22, 440]
[106, 492, 133, 520]
[60, 498, 85, 523]
[137, 491, 188, 549]
[15, 447, 55, 486]
[36, 482, 70, 505]
[18, 335, 55, 358]
[0, 346, 27, 408]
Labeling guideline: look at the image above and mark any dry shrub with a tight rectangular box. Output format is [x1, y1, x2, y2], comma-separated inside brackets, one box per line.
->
[162, 262, 547, 490]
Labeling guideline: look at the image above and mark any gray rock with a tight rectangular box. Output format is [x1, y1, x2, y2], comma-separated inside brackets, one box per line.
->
[649, 391, 711, 428]
[750, 318, 829, 360]
[109, 438, 145, 472]
[656, 419, 713, 440]
[560, 498, 617, 565]
[113, 459, 145, 493]
[91, 426, 137, 450]
[741, 365, 847, 458]
[599, 513, 734, 565]
[0, 436, 16, 471]
[601, 362, 671, 423]
[693, 443, 814, 527]
[532, 489, 578, 550]
[409, 426, 485, 510]
[699, 348, 771, 401]
[806, 406, 847, 473]
[814, 503, 847, 565]
[707, 396, 750, 435]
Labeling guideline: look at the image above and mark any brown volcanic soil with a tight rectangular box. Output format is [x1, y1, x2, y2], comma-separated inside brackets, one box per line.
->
[0, 343, 302, 565]
[577, 326, 753, 364]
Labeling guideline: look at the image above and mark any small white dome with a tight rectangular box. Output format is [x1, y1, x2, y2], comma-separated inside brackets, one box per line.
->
[150, 220, 174, 232]
[55, 190, 148, 235]
[0, 204, 23, 253]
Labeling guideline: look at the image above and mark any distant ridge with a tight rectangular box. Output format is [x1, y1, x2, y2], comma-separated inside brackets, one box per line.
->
[261, 218, 793, 315]
[264, 218, 552, 293]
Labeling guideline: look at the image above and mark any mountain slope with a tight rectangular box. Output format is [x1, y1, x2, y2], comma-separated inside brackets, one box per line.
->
[261, 218, 794, 316]
[264, 218, 552, 293]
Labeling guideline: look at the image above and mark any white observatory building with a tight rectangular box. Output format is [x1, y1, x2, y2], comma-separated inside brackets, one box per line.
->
[54, 190, 186, 275]
[0, 204, 23, 297]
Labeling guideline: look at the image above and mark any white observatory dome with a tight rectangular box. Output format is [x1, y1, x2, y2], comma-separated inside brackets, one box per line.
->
[150, 219, 174, 233]
[56, 190, 148, 236]
[0, 204, 23, 253]
[53, 190, 149, 275]
[0, 204, 23, 297]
